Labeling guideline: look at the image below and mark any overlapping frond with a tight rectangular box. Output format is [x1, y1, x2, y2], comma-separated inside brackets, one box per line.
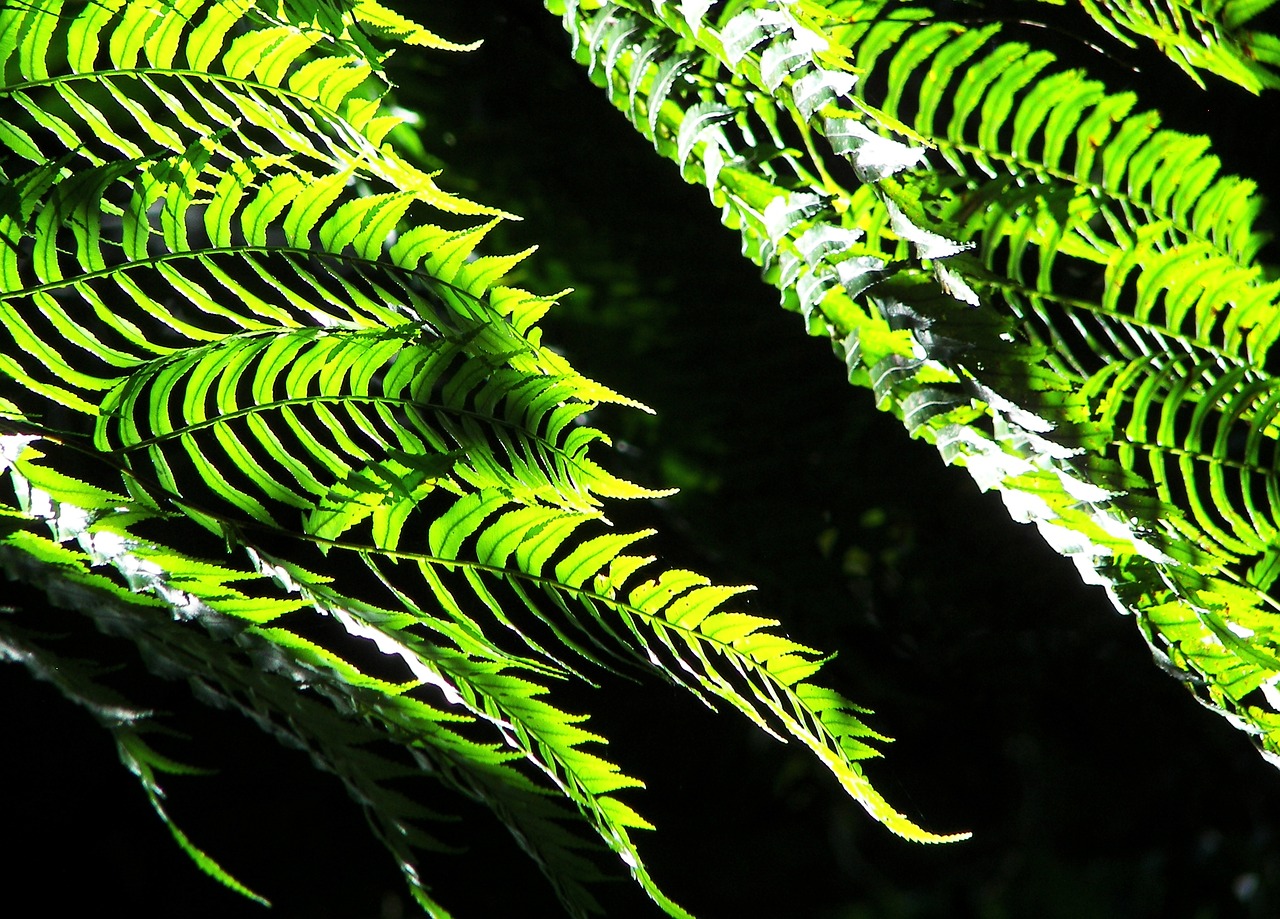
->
[0, 1, 959, 915]
[1028, 0, 1280, 92]
[553, 0, 1280, 766]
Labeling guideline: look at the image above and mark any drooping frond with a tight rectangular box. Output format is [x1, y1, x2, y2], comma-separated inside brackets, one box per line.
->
[0, 599, 272, 906]
[553, 0, 1280, 766]
[0, 1, 961, 915]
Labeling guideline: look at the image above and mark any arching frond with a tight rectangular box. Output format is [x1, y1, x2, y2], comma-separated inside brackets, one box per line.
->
[0, 1, 962, 915]
[553, 0, 1280, 767]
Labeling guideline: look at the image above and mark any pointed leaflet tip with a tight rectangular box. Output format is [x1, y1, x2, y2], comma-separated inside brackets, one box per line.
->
[815, 743, 972, 844]
[885, 200, 971, 261]
[935, 262, 980, 307]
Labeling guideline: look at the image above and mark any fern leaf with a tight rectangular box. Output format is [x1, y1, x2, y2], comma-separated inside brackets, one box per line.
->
[553, 0, 1280, 779]
[0, 0, 950, 913]
[1067, 0, 1280, 92]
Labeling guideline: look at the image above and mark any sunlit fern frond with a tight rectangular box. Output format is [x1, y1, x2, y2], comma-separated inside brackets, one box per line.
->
[0, 1, 962, 915]
[1023, 0, 1280, 92]
[554, 0, 1280, 765]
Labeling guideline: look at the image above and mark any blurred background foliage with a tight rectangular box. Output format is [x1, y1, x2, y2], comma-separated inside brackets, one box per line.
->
[7, 1, 1280, 916]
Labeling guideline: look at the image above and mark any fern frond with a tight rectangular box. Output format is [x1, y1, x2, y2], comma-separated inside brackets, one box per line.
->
[1, 433, 652, 916]
[0, 615, 272, 905]
[553, 0, 1280, 769]
[0, 0, 957, 914]
[1038, 0, 1280, 92]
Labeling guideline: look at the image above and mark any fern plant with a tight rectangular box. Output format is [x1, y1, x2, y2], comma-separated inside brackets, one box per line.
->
[553, 0, 1280, 769]
[0, 1, 967, 916]
[5, 0, 1280, 914]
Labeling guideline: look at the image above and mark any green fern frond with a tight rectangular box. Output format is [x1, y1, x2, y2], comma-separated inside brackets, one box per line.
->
[1, 429, 659, 916]
[1032, 0, 1280, 92]
[553, 0, 1280, 770]
[0, 0, 961, 914]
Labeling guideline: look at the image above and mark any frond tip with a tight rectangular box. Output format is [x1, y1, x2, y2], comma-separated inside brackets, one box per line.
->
[351, 0, 484, 51]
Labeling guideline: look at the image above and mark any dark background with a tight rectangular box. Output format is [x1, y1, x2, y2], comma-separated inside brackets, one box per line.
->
[6, 2, 1280, 916]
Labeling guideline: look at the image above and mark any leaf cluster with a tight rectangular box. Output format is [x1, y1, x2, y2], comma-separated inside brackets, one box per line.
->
[0, 1, 964, 915]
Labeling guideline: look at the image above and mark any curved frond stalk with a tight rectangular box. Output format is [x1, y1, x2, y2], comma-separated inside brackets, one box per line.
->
[551, 0, 1280, 767]
[0, 0, 956, 914]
